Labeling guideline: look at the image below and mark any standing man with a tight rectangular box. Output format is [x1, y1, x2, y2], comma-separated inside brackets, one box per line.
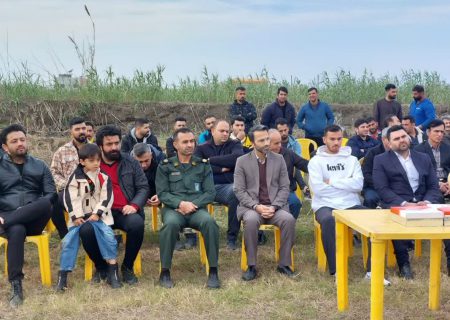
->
[229, 86, 257, 134]
[157, 127, 220, 289]
[401, 115, 425, 148]
[230, 116, 253, 152]
[50, 117, 88, 239]
[195, 120, 244, 250]
[409, 85, 436, 130]
[308, 125, 365, 276]
[198, 115, 216, 144]
[85, 121, 96, 143]
[0, 124, 56, 307]
[261, 87, 296, 134]
[79, 125, 149, 285]
[269, 129, 308, 219]
[166, 117, 187, 158]
[121, 118, 159, 153]
[373, 83, 403, 129]
[440, 115, 450, 144]
[297, 87, 335, 147]
[347, 118, 380, 159]
[234, 125, 296, 280]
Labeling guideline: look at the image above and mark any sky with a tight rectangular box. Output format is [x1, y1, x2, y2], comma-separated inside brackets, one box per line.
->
[1, 0, 450, 85]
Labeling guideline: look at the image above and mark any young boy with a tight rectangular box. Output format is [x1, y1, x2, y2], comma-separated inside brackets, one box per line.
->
[56, 144, 122, 291]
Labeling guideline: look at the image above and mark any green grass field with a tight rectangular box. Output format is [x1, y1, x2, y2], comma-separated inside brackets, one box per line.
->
[1, 204, 450, 320]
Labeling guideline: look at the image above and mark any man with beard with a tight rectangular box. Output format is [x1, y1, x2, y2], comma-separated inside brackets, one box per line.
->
[234, 125, 296, 281]
[373, 125, 443, 279]
[347, 118, 380, 159]
[409, 85, 436, 130]
[0, 124, 56, 307]
[51, 117, 88, 239]
[131, 143, 160, 206]
[373, 84, 403, 129]
[157, 128, 219, 289]
[441, 115, 450, 144]
[85, 121, 95, 143]
[78, 125, 149, 285]
[366, 116, 380, 140]
[261, 87, 296, 134]
[401, 115, 426, 148]
[229, 86, 257, 134]
[121, 118, 160, 153]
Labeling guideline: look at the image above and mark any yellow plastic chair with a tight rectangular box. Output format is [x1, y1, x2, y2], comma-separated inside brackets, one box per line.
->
[84, 229, 142, 281]
[341, 137, 349, 146]
[297, 138, 318, 160]
[240, 224, 294, 272]
[0, 233, 52, 287]
[44, 211, 69, 234]
[150, 206, 159, 232]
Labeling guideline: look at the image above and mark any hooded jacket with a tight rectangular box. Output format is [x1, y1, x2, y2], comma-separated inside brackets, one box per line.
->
[308, 146, 363, 211]
[121, 127, 160, 154]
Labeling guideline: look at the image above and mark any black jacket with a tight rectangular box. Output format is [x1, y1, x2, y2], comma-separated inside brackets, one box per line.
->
[117, 153, 150, 218]
[261, 100, 296, 134]
[280, 147, 309, 191]
[194, 139, 244, 184]
[362, 143, 385, 189]
[0, 154, 56, 212]
[121, 128, 160, 154]
[165, 136, 176, 159]
[414, 141, 450, 181]
[144, 159, 158, 197]
[229, 100, 257, 133]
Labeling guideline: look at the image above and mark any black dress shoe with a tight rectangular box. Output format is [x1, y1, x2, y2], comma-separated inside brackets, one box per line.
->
[207, 269, 220, 289]
[121, 265, 138, 285]
[9, 280, 23, 308]
[56, 270, 69, 292]
[227, 241, 237, 251]
[92, 269, 108, 283]
[106, 263, 123, 289]
[242, 266, 257, 281]
[159, 270, 174, 288]
[399, 264, 414, 279]
[277, 266, 295, 277]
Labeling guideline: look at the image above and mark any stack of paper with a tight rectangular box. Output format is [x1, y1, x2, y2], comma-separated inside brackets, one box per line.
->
[390, 206, 444, 227]
[437, 207, 450, 226]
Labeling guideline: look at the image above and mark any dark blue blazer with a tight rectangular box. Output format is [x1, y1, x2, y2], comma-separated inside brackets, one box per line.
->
[373, 150, 442, 208]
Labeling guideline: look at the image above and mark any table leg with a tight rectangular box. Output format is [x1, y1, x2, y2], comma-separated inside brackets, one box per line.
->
[429, 239, 442, 311]
[371, 239, 386, 320]
[336, 221, 349, 311]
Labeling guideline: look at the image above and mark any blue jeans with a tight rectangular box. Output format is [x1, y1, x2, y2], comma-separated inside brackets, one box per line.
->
[288, 192, 302, 219]
[60, 221, 117, 271]
[363, 187, 380, 209]
[214, 184, 240, 243]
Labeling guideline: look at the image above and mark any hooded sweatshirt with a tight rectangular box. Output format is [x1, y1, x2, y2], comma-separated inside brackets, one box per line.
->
[308, 146, 363, 211]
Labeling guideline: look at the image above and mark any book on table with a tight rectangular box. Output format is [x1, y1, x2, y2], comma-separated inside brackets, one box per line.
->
[389, 206, 444, 227]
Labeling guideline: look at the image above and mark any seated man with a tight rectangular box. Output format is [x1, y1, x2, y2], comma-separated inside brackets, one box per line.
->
[366, 116, 380, 140]
[234, 125, 296, 281]
[308, 125, 365, 276]
[0, 124, 56, 307]
[121, 118, 159, 153]
[166, 117, 187, 158]
[373, 125, 448, 278]
[362, 127, 390, 208]
[195, 119, 244, 250]
[384, 114, 401, 128]
[441, 115, 450, 145]
[347, 118, 380, 160]
[269, 129, 308, 219]
[131, 143, 160, 206]
[230, 116, 252, 152]
[402, 115, 426, 148]
[157, 128, 219, 289]
[79, 125, 149, 285]
[198, 114, 216, 144]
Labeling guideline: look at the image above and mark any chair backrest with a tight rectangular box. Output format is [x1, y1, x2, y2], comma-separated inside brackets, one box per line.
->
[297, 138, 318, 160]
[341, 137, 349, 146]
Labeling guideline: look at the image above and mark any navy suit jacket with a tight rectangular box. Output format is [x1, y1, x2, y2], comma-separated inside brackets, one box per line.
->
[373, 150, 442, 208]
[414, 141, 450, 181]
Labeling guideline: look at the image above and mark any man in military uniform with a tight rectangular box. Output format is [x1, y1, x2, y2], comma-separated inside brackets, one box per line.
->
[156, 127, 220, 289]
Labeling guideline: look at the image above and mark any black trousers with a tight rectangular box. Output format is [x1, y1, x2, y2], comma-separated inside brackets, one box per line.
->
[79, 210, 144, 270]
[392, 239, 450, 269]
[1, 198, 52, 281]
[51, 191, 68, 239]
[305, 136, 324, 154]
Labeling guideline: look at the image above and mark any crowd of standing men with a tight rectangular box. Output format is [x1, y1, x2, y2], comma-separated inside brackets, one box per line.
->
[0, 82, 448, 307]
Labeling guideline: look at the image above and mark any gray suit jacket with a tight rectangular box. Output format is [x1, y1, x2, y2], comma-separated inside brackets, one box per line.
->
[233, 151, 290, 219]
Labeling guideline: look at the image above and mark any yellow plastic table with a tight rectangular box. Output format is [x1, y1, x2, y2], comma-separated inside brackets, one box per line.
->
[333, 209, 450, 320]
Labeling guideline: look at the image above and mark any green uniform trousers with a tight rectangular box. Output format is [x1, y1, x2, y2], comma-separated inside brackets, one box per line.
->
[159, 208, 219, 269]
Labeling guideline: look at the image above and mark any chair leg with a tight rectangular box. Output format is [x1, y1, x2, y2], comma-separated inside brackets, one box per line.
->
[134, 252, 142, 276]
[85, 253, 93, 281]
[274, 228, 281, 263]
[151, 206, 158, 232]
[241, 235, 248, 271]
[0, 239, 8, 276]
[347, 229, 354, 257]
[198, 232, 206, 265]
[414, 240, 422, 258]
[314, 224, 319, 257]
[290, 248, 295, 272]
[27, 234, 52, 287]
[317, 227, 327, 272]
[386, 241, 396, 267]
[361, 235, 369, 271]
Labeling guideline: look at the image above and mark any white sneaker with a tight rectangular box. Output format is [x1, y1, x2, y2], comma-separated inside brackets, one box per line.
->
[365, 272, 391, 286]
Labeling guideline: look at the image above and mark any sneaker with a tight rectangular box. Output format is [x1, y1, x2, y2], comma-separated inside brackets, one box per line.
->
[365, 272, 391, 286]
[121, 264, 138, 285]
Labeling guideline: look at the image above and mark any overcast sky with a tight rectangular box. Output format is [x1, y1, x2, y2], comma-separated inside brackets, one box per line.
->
[1, 0, 450, 85]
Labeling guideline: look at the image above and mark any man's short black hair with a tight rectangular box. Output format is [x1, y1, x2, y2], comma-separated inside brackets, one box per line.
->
[85, 121, 95, 128]
[383, 114, 398, 127]
[69, 117, 85, 129]
[308, 87, 318, 93]
[1, 124, 27, 145]
[354, 118, 368, 128]
[173, 127, 194, 141]
[203, 114, 216, 121]
[174, 116, 187, 123]
[95, 125, 122, 147]
[231, 116, 245, 126]
[385, 83, 397, 91]
[324, 124, 342, 136]
[428, 119, 445, 130]
[248, 125, 268, 143]
[366, 116, 376, 123]
[235, 86, 246, 92]
[402, 115, 416, 124]
[135, 118, 150, 127]
[387, 125, 406, 141]
[412, 85, 425, 93]
[274, 118, 289, 127]
[277, 86, 288, 95]
[79, 143, 101, 160]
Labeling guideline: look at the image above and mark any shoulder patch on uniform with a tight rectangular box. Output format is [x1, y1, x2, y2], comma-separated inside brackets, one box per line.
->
[202, 158, 208, 163]
[162, 159, 169, 164]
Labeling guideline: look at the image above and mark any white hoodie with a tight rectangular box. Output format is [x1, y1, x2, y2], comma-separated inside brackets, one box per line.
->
[308, 146, 363, 211]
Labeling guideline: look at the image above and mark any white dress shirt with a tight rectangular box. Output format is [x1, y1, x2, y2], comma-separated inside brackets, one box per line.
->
[395, 151, 420, 193]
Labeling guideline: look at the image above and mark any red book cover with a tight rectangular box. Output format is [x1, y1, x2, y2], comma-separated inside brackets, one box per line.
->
[438, 207, 450, 216]
[390, 206, 429, 215]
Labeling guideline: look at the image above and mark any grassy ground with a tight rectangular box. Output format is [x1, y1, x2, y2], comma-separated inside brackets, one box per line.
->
[1, 204, 450, 320]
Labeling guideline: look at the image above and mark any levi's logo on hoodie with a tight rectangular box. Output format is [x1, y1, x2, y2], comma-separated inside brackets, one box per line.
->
[326, 163, 345, 171]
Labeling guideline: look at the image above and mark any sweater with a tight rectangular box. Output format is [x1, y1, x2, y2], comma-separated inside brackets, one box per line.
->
[261, 100, 296, 134]
[297, 101, 334, 137]
[409, 98, 436, 129]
